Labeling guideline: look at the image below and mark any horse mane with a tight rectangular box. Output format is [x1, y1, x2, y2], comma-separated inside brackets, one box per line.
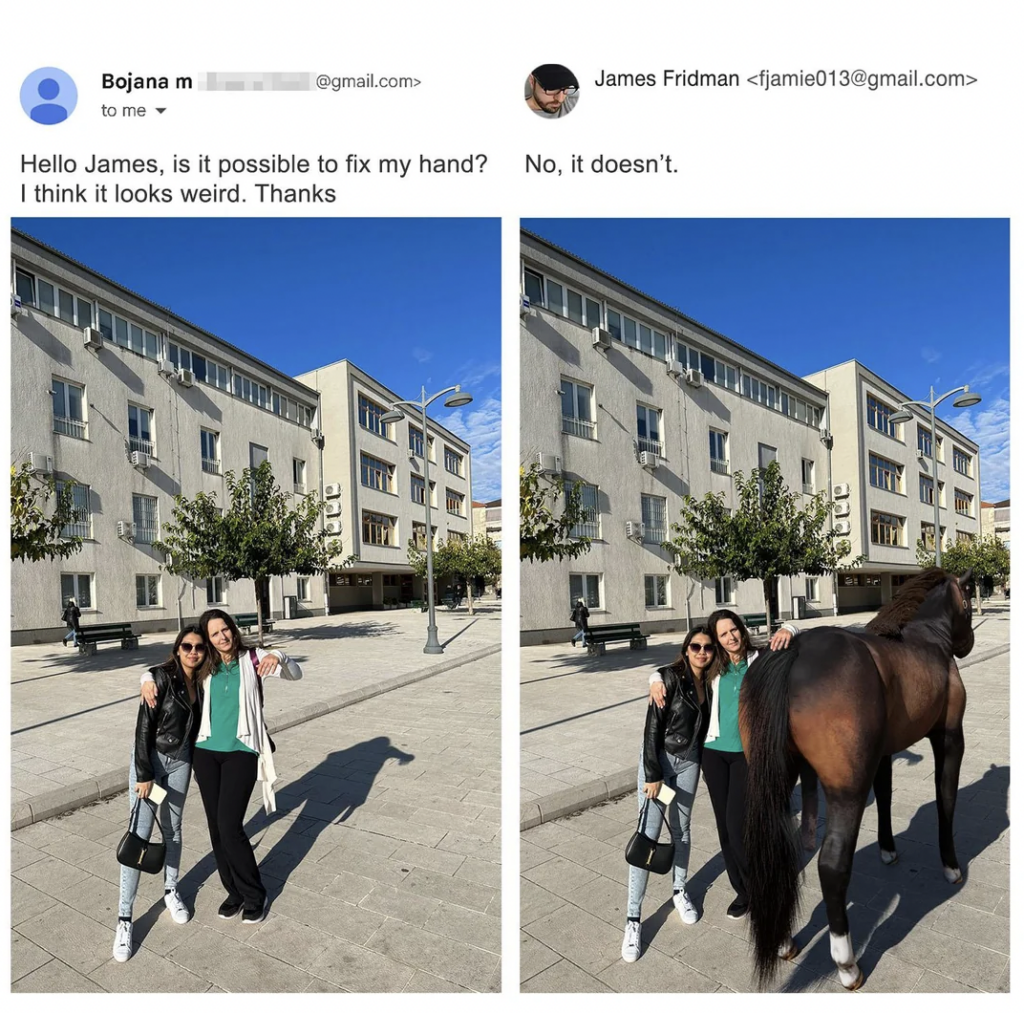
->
[864, 568, 949, 639]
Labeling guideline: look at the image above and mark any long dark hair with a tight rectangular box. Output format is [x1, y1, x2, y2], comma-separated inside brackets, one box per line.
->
[154, 624, 208, 682]
[707, 608, 753, 674]
[666, 625, 719, 683]
[198, 609, 251, 680]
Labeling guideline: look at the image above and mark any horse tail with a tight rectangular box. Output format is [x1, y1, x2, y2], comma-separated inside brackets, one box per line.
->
[742, 646, 803, 989]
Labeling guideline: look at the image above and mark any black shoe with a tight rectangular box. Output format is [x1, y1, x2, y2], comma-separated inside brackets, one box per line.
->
[218, 898, 244, 919]
[726, 898, 749, 919]
[241, 898, 268, 924]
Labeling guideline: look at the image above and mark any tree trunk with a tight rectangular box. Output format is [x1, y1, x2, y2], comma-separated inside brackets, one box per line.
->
[763, 578, 774, 632]
[466, 575, 475, 615]
[254, 578, 265, 648]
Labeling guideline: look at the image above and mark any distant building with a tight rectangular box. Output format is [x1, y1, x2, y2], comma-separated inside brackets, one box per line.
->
[472, 499, 502, 548]
[980, 499, 1010, 550]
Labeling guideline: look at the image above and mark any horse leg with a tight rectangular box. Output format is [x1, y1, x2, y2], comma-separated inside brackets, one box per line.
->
[798, 760, 819, 852]
[874, 755, 897, 865]
[929, 726, 965, 883]
[818, 793, 866, 990]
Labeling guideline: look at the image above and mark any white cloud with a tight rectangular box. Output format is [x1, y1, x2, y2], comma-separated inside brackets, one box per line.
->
[920, 346, 941, 364]
[412, 346, 433, 364]
[951, 394, 1010, 500]
[443, 392, 502, 502]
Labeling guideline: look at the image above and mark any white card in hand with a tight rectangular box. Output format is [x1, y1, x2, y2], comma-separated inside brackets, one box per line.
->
[147, 784, 167, 805]
[657, 783, 676, 805]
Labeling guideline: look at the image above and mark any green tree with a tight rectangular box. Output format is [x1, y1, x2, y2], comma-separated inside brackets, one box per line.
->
[520, 461, 592, 563]
[664, 461, 860, 628]
[154, 460, 342, 644]
[406, 534, 501, 615]
[10, 463, 85, 563]
[935, 534, 1009, 612]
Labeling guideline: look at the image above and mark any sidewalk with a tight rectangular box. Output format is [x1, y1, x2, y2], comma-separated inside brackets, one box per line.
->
[11, 603, 500, 827]
[520, 607, 1009, 992]
[12, 651, 501, 992]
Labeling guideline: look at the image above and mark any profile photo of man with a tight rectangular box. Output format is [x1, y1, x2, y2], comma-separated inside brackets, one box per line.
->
[525, 64, 579, 119]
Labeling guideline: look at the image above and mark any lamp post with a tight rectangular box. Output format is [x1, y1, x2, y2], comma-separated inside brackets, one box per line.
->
[889, 385, 981, 567]
[380, 384, 472, 654]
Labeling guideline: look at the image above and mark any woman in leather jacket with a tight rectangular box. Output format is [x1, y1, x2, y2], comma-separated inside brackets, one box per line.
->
[113, 625, 206, 963]
[621, 626, 716, 963]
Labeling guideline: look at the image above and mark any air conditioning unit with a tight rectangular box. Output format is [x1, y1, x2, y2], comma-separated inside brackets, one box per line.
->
[324, 483, 342, 498]
[639, 451, 658, 470]
[27, 453, 53, 475]
[83, 327, 103, 350]
[325, 520, 343, 535]
[819, 424, 831, 440]
[11, 294, 24, 317]
[833, 483, 850, 498]
[116, 520, 136, 540]
[916, 449, 927, 461]
[324, 501, 342, 517]
[834, 520, 852, 536]
[520, 294, 531, 318]
[176, 367, 195, 387]
[536, 452, 561, 475]
[666, 358, 685, 378]
[834, 502, 851, 517]
[157, 358, 176, 376]
[310, 428, 324, 443]
[592, 327, 612, 350]
[684, 368, 703, 388]
[625, 520, 643, 541]
[130, 451, 151, 470]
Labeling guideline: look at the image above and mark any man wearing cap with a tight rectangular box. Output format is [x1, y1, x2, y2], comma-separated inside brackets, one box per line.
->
[525, 64, 580, 119]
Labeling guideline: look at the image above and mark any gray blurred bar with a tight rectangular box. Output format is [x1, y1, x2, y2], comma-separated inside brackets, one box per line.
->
[199, 73, 311, 91]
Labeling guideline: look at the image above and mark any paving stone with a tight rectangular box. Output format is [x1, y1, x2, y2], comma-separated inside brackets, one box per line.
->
[453, 856, 501, 889]
[521, 854, 601, 898]
[524, 902, 623, 975]
[13, 958, 106, 992]
[306, 934, 416, 992]
[400, 866, 495, 913]
[598, 940, 719, 992]
[269, 883, 385, 946]
[11, 932, 52, 982]
[245, 912, 335, 970]
[520, 931, 561, 982]
[931, 901, 1009, 954]
[17, 902, 113, 975]
[389, 840, 465, 876]
[521, 958, 615, 992]
[89, 945, 211, 992]
[912, 970, 983, 992]
[422, 900, 501, 954]
[10, 879, 59, 927]
[402, 970, 473, 992]
[358, 884, 443, 927]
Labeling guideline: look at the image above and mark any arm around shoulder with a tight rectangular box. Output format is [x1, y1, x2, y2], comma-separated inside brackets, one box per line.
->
[260, 648, 303, 681]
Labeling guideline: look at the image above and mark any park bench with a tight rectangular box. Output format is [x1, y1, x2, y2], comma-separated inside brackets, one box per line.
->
[740, 613, 784, 634]
[76, 622, 139, 655]
[585, 622, 648, 657]
[235, 612, 275, 634]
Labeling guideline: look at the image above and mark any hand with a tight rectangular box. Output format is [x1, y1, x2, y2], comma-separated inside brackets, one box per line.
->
[256, 653, 280, 677]
[141, 681, 158, 708]
[769, 627, 794, 651]
[643, 781, 662, 800]
[649, 681, 666, 709]
[135, 781, 153, 799]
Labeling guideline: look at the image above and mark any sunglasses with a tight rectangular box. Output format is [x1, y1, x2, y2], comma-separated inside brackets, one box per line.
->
[688, 643, 714, 653]
[180, 642, 206, 653]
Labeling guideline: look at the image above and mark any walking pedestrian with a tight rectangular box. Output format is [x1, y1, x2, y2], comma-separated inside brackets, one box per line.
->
[649, 609, 797, 919]
[61, 596, 81, 647]
[113, 625, 206, 963]
[570, 597, 590, 646]
[622, 626, 715, 963]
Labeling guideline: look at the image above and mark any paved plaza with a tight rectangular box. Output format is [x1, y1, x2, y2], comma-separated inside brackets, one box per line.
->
[520, 605, 1010, 992]
[11, 607, 500, 992]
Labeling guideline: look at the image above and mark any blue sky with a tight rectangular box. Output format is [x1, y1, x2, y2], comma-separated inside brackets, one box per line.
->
[523, 218, 1010, 501]
[14, 217, 502, 501]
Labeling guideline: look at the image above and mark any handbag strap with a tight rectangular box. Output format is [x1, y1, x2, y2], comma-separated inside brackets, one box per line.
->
[128, 794, 164, 842]
[636, 795, 664, 834]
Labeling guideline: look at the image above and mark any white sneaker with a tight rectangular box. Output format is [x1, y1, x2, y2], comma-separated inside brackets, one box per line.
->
[112, 920, 133, 962]
[621, 920, 642, 962]
[164, 889, 191, 924]
[673, 890, 699, 925]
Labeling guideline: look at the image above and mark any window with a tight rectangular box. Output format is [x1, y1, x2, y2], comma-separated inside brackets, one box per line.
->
[801, 459, 815, 494]
[636, 404, 663, 456]
[411, 522, 437, 550]
[361, 453, 395, 493]
[362, 510, 396, 546]
[52, 379, 86, 438]
[20, 270, 94, 328]
[358, 394, 392, 439]
[297, 576, 310, 601]
[207, 575, 228, 604]
[249, 443, 269, 470]
[570, 484, 600, 539]
[409, 425, 424, 458]
[954, 489, 973, 517]
[715, 576, 735, 604]
[867, 395, 901, 439]
[15, 268, 36, 307]
[523, 268, 544, 306]
[60, 573, 93, 610]
[56, 482, 91, 539]
[805, 577, 820, 602]
[956, 530, 975, 544]
[411, 474, 426, 504]
[136, 575, 161, 608]
[444, 447, 464, 476]
[546, 278, 564, 314]
[128, 404, 154, 455]
[921, 522, 947, 552]
[607, 308, 622, 341]
[645, 574, 669, 608]
[641, 494, 667, 544]
[569, 573, 601, 609]
[917, 426, 933, 458]
[953, 447, 972, 477]
[561, 379, 595, 439]
[200, 430, 220, 474]
[870, 511, 905, 547]
[709, 430, 729, 475]
[446, 488, 465, 516]
[232, 372, 269, 409]
[919, 474, 935, 505]
[293, 458, 306, 494]
[742, 374, 777, 409]
[132, 495, 159, 544]
[869, 453, 903, 493]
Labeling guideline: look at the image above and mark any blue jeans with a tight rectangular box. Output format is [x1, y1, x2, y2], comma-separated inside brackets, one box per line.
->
[572, 629, 587, 645]
[63, 628, 78, 646]
[626, 748, 700, 919]
[118, 749, 192, 918]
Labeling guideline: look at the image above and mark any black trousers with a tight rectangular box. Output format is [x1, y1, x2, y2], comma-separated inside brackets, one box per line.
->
[192, 748, 264, 906]
[701, 747, 749, 903]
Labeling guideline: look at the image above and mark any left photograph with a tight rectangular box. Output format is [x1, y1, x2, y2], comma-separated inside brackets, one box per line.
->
[10, 218, 502, 992]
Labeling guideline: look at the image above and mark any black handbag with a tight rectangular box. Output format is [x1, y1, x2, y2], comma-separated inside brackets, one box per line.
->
[116, 796, 166, 874]
[624, 797, 674, 874]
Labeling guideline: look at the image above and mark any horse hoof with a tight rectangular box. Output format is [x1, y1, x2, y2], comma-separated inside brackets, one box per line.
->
[879, 849, 898, 866]
[845, 968, 865, 991]
[779, 941, 800, 961]
[944, 866, 963, 884]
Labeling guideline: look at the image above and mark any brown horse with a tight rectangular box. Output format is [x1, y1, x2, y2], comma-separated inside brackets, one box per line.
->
[740, 569, 974, 990]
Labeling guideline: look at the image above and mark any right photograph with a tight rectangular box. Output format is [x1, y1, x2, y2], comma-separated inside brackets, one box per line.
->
[519, 219, 1009, 993]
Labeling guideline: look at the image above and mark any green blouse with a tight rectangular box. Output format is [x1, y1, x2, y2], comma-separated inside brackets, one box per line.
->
[195, 657, 257, 754]
[705, 657, 748, 753]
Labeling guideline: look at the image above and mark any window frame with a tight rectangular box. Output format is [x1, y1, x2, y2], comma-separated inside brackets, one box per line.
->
[135, 574, 162, 608]
[127, 403, 155, 456]
[60, 572, 94, 611]
[569, 573, 602, 610]
[206, 575, 228, 604]
[52, 378, 87, 439]
[867, 394, 902, 440]
[870, 510, 906, 547]
[636, 403, 664, 457]
[446, 488, 465, 516]
[200, 429, 221, 474]
[561, 378, 596, 439]
[357, 393, 393, 440]
[715, 576, 735, 605]
[444, 447, 464, 477]
[362, 510, 397, 546]
[132, 494, 160, 545]
[641, 493, 667, 544]
[869, 452, 904, 494]
[570, 483, 600, 539]
[360, 452, 395, 494]
[56, 481, 91, 540]
[644, 574, 670, 609]
[709, 429, 729, 475]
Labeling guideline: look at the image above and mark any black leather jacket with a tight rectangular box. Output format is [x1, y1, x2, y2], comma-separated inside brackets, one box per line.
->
[642, 664, 711, 782]
[134, 663, 201, 781]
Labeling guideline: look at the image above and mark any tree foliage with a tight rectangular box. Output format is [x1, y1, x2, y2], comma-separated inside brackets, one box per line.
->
[10, 463, 85, 563]
[153, 460, 342, 643]
[407, 533, 501, 615]
[520, 462, 592, 563]
[935, 533, 1009, 610]
[664, 461, 861, 626]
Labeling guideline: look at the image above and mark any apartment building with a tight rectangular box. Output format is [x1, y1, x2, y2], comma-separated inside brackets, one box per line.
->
[980, 499, 1010, 550]
[804, 360, 982, 612]
[11, 229, 324, 643]
[520, 230, 831, 644]
[472, 499, 502, 548]
[294, 360, 473, 611]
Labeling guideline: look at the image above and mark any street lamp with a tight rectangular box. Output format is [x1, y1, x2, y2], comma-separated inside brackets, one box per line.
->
[888, 384, 981, 567]
[380, 384, 473, 654]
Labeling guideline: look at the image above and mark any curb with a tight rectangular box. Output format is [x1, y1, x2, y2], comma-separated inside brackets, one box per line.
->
[519, 641, 1010, 832]
[12, 642, 501, 831]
